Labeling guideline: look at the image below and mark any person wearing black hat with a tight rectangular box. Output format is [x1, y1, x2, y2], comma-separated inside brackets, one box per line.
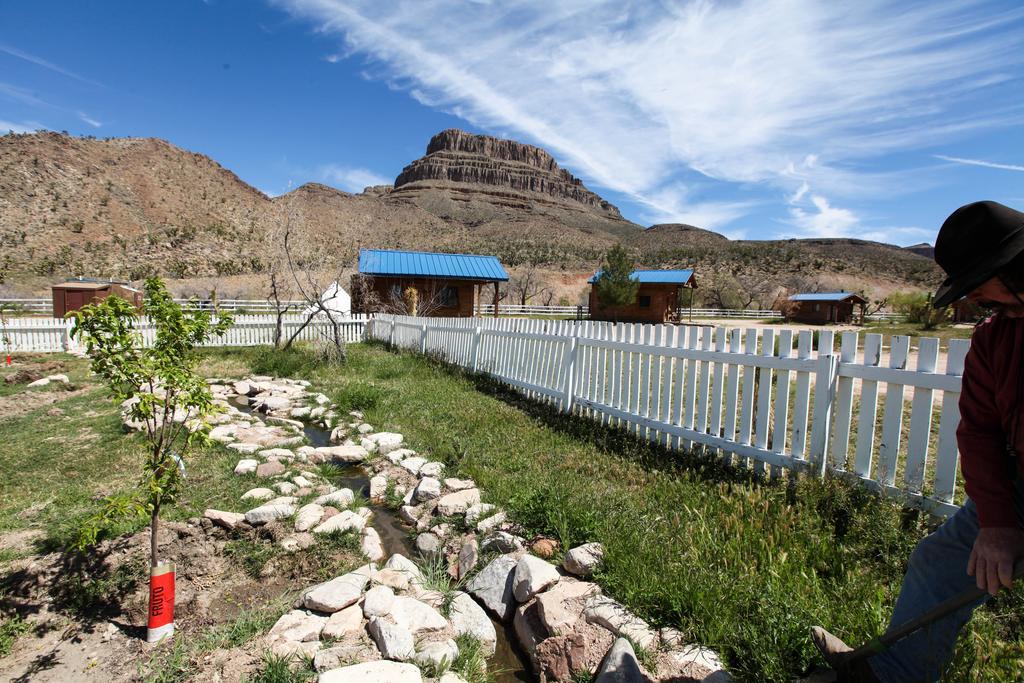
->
[812, 200, 1024, 682]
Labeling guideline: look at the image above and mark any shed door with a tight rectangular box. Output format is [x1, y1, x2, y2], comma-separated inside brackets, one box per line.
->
[65, 290, 89, 312]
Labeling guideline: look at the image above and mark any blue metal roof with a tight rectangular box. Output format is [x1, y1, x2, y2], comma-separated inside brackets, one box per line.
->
[788, 291, 863, 302]
[588, 269, 695, 285]
[358, 249, 509, 282]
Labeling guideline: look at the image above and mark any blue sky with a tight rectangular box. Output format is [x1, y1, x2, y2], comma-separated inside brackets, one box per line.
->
[2, 1, 1023, 245]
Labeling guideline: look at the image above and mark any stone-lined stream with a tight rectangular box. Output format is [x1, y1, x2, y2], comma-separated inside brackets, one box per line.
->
[300, 417, 532, 681]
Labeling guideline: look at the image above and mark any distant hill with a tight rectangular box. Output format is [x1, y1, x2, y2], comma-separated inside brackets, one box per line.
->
[0, 129, 941, 303]
[904, 242, 935, 259]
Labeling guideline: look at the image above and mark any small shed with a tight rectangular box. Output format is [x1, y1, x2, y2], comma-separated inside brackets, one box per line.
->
[784, 292, 867, 324]
[51, 278, 143, 317]
[352, 249, 509, 317]
[588, 269, 698, 323]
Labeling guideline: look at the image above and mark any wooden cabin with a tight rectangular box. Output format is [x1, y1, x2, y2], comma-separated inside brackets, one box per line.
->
[351, 249, 509, 317]
[784, 292, 867, 324]
[51, 278, 143, 317]
[588, 269, 698, 323]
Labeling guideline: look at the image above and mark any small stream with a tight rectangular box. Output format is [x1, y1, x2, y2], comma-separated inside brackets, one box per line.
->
[298, 415, 533, 681]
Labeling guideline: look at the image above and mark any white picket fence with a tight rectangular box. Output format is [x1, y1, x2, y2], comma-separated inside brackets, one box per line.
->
[0, 314, 370, 353]
[368, 315, 969, 518]
[0, 298, 309, 316]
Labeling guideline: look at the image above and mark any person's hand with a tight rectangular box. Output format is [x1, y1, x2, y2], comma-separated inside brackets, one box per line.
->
[968, 526, 1024, 595]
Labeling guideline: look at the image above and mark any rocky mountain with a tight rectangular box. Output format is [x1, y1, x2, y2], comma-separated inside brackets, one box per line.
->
[904, 242, 935, 259]
[0, 129, 942, 303]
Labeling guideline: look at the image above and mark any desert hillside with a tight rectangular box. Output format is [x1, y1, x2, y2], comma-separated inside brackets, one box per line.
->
[0, 130, 941, 303]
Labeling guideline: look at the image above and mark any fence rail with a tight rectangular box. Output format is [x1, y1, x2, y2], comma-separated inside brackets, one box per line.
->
[0, 298, 308, 316]
[0, 314, 369, 353]
[369, 315, 967, 517]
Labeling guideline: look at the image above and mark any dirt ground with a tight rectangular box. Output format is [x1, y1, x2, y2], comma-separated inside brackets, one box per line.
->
[0, 520, 309, 683]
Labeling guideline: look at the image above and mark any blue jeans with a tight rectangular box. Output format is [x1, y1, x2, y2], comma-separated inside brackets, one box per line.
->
[869, 478, 1024, 682]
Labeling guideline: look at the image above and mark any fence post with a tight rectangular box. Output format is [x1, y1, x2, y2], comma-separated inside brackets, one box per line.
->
[809, 352, 840, 476]
[387, 317, 396, 348]
[471, 327, 482, 373]
[419, 323, 428, 354]
[561, 335, 579, 413]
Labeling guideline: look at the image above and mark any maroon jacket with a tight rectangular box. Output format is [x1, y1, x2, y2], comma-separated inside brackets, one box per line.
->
[957, 313, 1024, 528]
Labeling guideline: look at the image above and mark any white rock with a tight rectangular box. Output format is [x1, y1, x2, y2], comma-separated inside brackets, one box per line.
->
[234, 459, 259, 475]
[535, 579, 601, 636]
[241, 487, 276, 501]
[313, 510, 365, 535]
[260, 447, 296, 460]
[399, 457, 427, 475]
[414, 639, 459, 670]
[276, 482, 299, 495]
[26, 377, 51, 388]
[412, 477, 441, 503]
[321, 604, 364, 640]
[476, 511, 507, 534]
[304, 568, 373, 613]
[513, 555, 561, 603]
[467, 555, 518, 621]
[204, 509, 245, 530]
[271, 639, 321, 659]
[265, 496, 299, 507]
[444, 478, 475, 491]
[418, 461, 444, 478]
[295, 503, 325, 532]
[399, 505, 421, 525]
[313, 393, 331, 405]
[384, 554, 421, 579]
[386, 448, 417, 464]
[415, 533, 441, 557]
[449, 592, 497, 655]
[362, 585, 396, 618]
[290, 406, 312, 419]
[227, 442, 260, 454]
[233, 381, 252, 396]
[563, 542, 605, 577]
[373, 569, 411, 592]
[318, 660, 422, 683]
[316, 489, 355, 508]
[360, 527, 385, 562]
[670, 646, 731, 680]
[315, 445, 370, 464]
[436, 489, 481, 516]
[369, 475, 388, 501]
[244, 504, 295, 525]
[389, 596, 448, 634]
[280, 533, 315, 552]
[464, 503, 495, 527]
[583, 595, 658, 651]
[367, 616, 415, 661]
[358, 423, 374, 434]
[268, 609, 327, 643]
[365, 432, 404, 455]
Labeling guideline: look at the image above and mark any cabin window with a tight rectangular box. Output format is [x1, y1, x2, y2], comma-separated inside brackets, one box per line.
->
[638, 295, 651, 308]
[813, 303, 820, 312]
[439, 286, 459, 308]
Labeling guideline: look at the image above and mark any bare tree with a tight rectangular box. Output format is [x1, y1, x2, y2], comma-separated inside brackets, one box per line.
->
[509, 264, 551, 306]
[351, 275, 458, 317]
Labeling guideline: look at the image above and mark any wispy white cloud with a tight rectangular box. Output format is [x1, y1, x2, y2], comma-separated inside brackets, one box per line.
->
[0, 81, 50, 107]
[317, 164, 390, 192]
[275, 0, 1023, 231]
[0, 43, 103, 87]
[934, 154, 1024, 172]
[788, 195, 859, 238]
[78, 111, 102, 128]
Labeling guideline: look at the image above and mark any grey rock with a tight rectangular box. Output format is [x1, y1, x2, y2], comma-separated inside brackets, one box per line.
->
[457, 539, 479, 579]
[595, 637, 645, 682]
[415, 532, 441, 557]
[203, 509, 245, 530]
[367, 616, 415, 661]
[304, 568, 372, 613]
[436, 489, 481, 516]
[244, 503, 295, 525]
[448, 592, 497, 655]
[467, 554, 518, 621]
[414, 639, 459, 670]
[233, 459, 258, 475]
[563, 542, 605, 577]
[481, 531, 525, 554]
[413, 477, 441, 503]
[295, 503, 325, 532]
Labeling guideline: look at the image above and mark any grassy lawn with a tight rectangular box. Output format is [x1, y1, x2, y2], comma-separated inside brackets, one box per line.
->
[199, 341, 1023, 682]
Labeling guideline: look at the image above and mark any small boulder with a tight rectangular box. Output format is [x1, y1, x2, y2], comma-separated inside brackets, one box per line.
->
[412, 477, 441, 503]
[369, 475, 388, 501]
[316, 489, 355, 508]
[415, 532, 441, 557]
[531, 538, 559, 559]
[244, 503, 295, 525]
[513, 555, 561, 603]
[467, 554, 518, 621]
[294, 503, 325, 532]
[362, 585, 396, 618]
[457, 539, 479, 579]
[436, 489, 481, 516]
[476, 512, 507, 534]
[304, 567, 373, 613]
[234, 459, 258, 475]
[449, 591, 497, 655]
[313, 510, 365, 535]
[419, 461, 444, 478]
[444, 477, 475, 491]
[267, 609, 327, 643]
[322, 603, 364, 640]
[361, 527, 385, 562]
[389, 596, 448, 634]
[481, 531, 525, 554]
[564, 542, 604, 577]
[464, 503, 495, 527]
[367, 616, 415, 661]
[241, 487, 276, 502]
[256, 461, 286, 478]
[366, 432, 404, 455]
[399, 456, 427, 475]
[595, 637, 645, 682]
[414, 639, 459, 670]
[583, 595, 658, 651]
[204, 509, 245, 530]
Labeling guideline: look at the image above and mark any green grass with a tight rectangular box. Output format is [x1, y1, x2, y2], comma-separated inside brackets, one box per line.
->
[0, 614, 30, 658]
[243, 652, 316, 683]
[198, 343, 1023, 682]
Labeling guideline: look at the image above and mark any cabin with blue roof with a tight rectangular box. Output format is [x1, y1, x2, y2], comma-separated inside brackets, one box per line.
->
[784, 291, 867, 324]
[587, 269, 698, 323]
[352, 248, 509, 317]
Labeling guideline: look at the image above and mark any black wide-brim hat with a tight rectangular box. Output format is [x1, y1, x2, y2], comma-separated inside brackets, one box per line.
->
[932, 200, 1024, 308]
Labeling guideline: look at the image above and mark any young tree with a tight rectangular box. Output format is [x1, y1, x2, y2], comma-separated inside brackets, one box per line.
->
[70, 278, 232, 569]
[595, 245, 639, 319]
